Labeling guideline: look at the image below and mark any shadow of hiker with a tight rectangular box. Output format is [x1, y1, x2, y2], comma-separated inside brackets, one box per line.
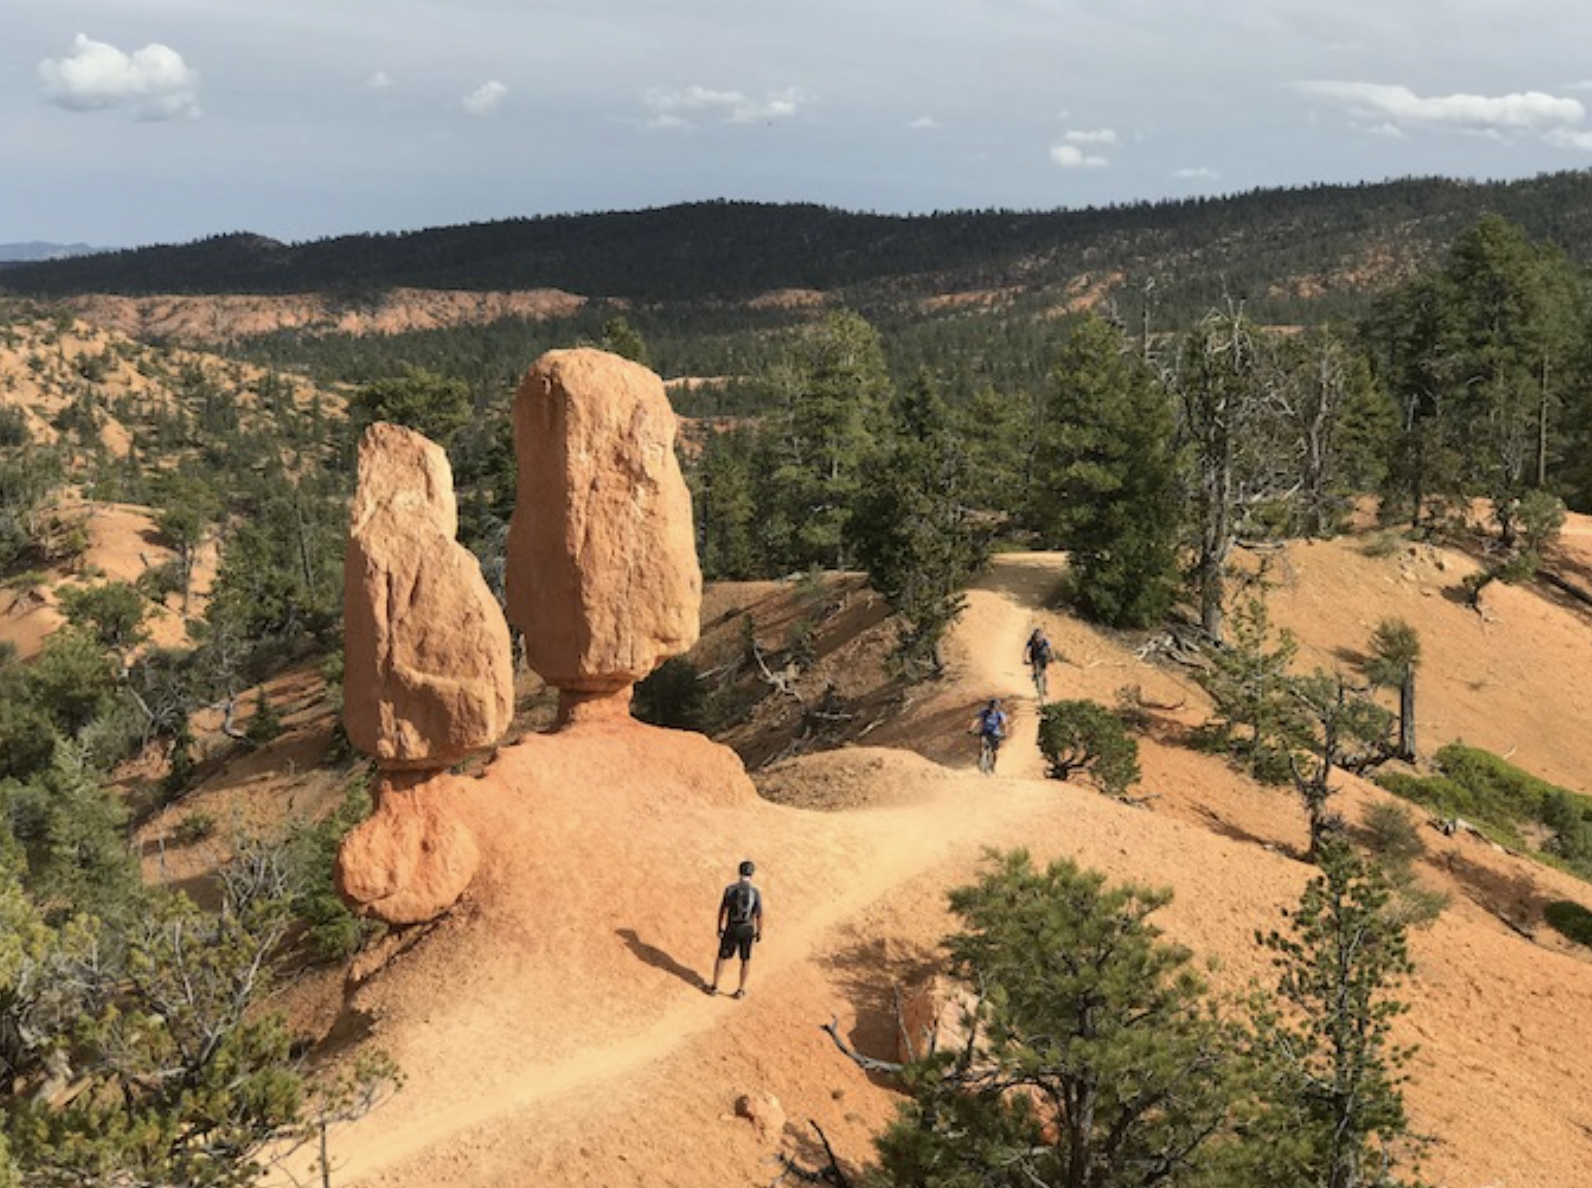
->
[616, 929, 704, 989]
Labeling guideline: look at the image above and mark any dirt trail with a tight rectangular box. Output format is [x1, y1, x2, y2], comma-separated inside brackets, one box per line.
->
[292, 549, 1592, 1188]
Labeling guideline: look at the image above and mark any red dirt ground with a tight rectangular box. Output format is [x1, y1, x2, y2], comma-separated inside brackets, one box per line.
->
[263, 536, 1592, 1188]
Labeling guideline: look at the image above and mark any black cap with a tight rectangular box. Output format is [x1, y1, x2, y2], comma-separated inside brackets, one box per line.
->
[738, 859, 755, 877]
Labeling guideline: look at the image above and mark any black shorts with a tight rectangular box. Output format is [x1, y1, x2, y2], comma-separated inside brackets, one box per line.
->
[718, 923, 756, 961]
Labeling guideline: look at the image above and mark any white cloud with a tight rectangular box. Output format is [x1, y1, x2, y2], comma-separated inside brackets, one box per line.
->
[642, 84, 811, 129]
[909, 116, 942, 130]
[463, 80, 507, 116]
[1295, 81, 1584, 137]
[38, 33, 199, 120]
[1049, 143, 1108, 169]
[1065, 128, 1118, 146]
[1546, 127, 1592, 151]
[368, 71, 394, 91]
[1172, 166, 1221, 181]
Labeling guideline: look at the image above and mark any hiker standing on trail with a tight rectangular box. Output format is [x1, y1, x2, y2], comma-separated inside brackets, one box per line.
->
[707, 860, 763, 999]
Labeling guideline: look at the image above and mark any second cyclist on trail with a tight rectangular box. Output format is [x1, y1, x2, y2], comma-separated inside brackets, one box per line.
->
[1024, 627, 1054, 701]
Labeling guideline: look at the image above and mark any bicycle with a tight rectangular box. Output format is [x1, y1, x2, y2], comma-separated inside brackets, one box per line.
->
[1030, 659, 1049, 703]
[977, 731, 1002, 774]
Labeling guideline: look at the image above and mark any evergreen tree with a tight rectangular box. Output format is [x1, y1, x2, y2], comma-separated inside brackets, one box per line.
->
[848, 373, 988, 675]
[869, 851, 1243, 1188]
[762, 310, 891, 570]
[1035, 699, 1142, 798]
[1365, 619, 1421, 762]
[1199, 591, 1298, 776]
[694, 429, 763, 579]
[1175, 307, 1292, 642]
[1282, 673, 1396, 860]
[348, 365, 473, 446]
[1249, 843, 1423, 1188]
[600, 314, 651, 366]
[1032, 314, 1182, 627]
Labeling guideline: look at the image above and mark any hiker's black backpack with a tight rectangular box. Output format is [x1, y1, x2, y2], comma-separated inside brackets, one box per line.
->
[728, 883, 759, 927]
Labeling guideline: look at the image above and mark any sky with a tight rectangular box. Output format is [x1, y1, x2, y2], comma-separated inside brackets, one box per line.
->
[6, 1, 1592, 249]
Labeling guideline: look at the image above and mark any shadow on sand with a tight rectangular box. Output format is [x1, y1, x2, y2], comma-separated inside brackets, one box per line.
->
[616, 928, 705, 990]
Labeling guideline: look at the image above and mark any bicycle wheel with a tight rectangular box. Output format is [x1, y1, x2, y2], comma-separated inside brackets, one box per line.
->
[978, 735, 995, 774]
[1033, 664, 1047, 702]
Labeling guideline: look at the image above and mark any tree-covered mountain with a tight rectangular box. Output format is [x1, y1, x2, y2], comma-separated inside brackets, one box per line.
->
[6, 171, 1592, 329]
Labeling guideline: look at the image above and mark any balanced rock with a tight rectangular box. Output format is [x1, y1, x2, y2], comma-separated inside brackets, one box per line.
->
[343, 422, 513, 770]
[335, 772, 480, 925]
[505, 349, 701, 696]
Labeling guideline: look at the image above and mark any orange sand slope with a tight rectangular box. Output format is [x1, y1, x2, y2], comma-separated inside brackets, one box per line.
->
[297, 539, 1592, 1188]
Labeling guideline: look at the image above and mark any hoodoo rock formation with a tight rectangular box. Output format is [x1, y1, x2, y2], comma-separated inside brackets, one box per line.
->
[336, 350, 751, 928]
[337, 422, 514, 923]
[505, 348, 701, 720]
[343, 422, 514, 768]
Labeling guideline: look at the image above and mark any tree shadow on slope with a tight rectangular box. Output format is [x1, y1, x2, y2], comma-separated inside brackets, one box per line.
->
[818, 934, 941, 1089]
[1435, 845, 1549, 939]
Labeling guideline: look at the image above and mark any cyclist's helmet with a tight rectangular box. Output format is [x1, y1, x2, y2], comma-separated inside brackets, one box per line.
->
[738, 859, 756, 877]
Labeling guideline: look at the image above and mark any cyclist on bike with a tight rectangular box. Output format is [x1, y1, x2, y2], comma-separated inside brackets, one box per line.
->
[1024, 627, 1055, 699]
[973, 698, 1009, 773]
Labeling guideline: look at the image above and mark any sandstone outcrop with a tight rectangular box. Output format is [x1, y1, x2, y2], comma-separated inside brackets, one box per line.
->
[339, 423, 514, 923]
[343, 422, 513, 770]
[334, 772, 481, 926]
[505, 349, 701, 704]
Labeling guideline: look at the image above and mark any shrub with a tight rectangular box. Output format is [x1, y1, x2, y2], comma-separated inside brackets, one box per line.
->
[245, 687, 284, 745]
[1361, 800, 1426, 867]
[632, 656, 709, 732]
[174, 811, 217, 846]
[1543, 900, 1592, 949]
[285, 781, 376, 960]
[1036, 699, 1140, 798]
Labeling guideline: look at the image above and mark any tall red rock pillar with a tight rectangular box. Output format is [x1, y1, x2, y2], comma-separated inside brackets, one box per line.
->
[505, 348, 701, 722]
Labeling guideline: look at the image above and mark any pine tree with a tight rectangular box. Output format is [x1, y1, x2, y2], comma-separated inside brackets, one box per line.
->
[1365, 619, 1421, 762]
[762, 310, 891, 571]
[1032, 314, 1183, 628]
[870, 851, 1243, 1188]
[1249, 843, 1424, 1188]
[848, 373, 988, 675]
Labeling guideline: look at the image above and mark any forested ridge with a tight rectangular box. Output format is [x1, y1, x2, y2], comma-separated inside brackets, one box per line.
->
[7, 170, 1592, 327]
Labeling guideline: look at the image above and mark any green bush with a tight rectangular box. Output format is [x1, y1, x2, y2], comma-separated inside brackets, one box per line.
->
[1543, 900, 1592, 948]
[632, 656, 710, 732]
[1378, 744, 1592, 881]
[1036, 700, 1140, 798]
[285, 781, 376, 960]
[1361, 800, 1426, 866]
[174, 811, 217, 846]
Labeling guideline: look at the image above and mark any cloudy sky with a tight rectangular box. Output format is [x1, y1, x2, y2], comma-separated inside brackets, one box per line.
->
[7, 1, 1592, 248]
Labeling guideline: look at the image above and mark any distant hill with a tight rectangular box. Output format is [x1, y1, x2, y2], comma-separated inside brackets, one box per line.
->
[0, 241, 104, 264]
[5, 171, 1592, 326]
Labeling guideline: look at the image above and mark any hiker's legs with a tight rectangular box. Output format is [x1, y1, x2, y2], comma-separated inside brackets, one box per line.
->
[737, 956, 751, 994]
[709, 953, 728, 991]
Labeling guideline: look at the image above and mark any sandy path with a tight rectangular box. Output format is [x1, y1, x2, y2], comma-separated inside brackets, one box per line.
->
[295, 550, 1592, 1188]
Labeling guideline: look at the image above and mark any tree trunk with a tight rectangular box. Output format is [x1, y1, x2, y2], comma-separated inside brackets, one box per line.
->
[1398, 668, 1416, 761]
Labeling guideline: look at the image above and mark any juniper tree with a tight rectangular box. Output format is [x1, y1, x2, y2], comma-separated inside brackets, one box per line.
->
[1036, 699, 1142, 798]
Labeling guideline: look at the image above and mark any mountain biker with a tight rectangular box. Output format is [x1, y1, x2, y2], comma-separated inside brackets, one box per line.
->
[1024, 627, 1054, 694]
[972, 698, 1009, 772]
[707, 859, 763, 999]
